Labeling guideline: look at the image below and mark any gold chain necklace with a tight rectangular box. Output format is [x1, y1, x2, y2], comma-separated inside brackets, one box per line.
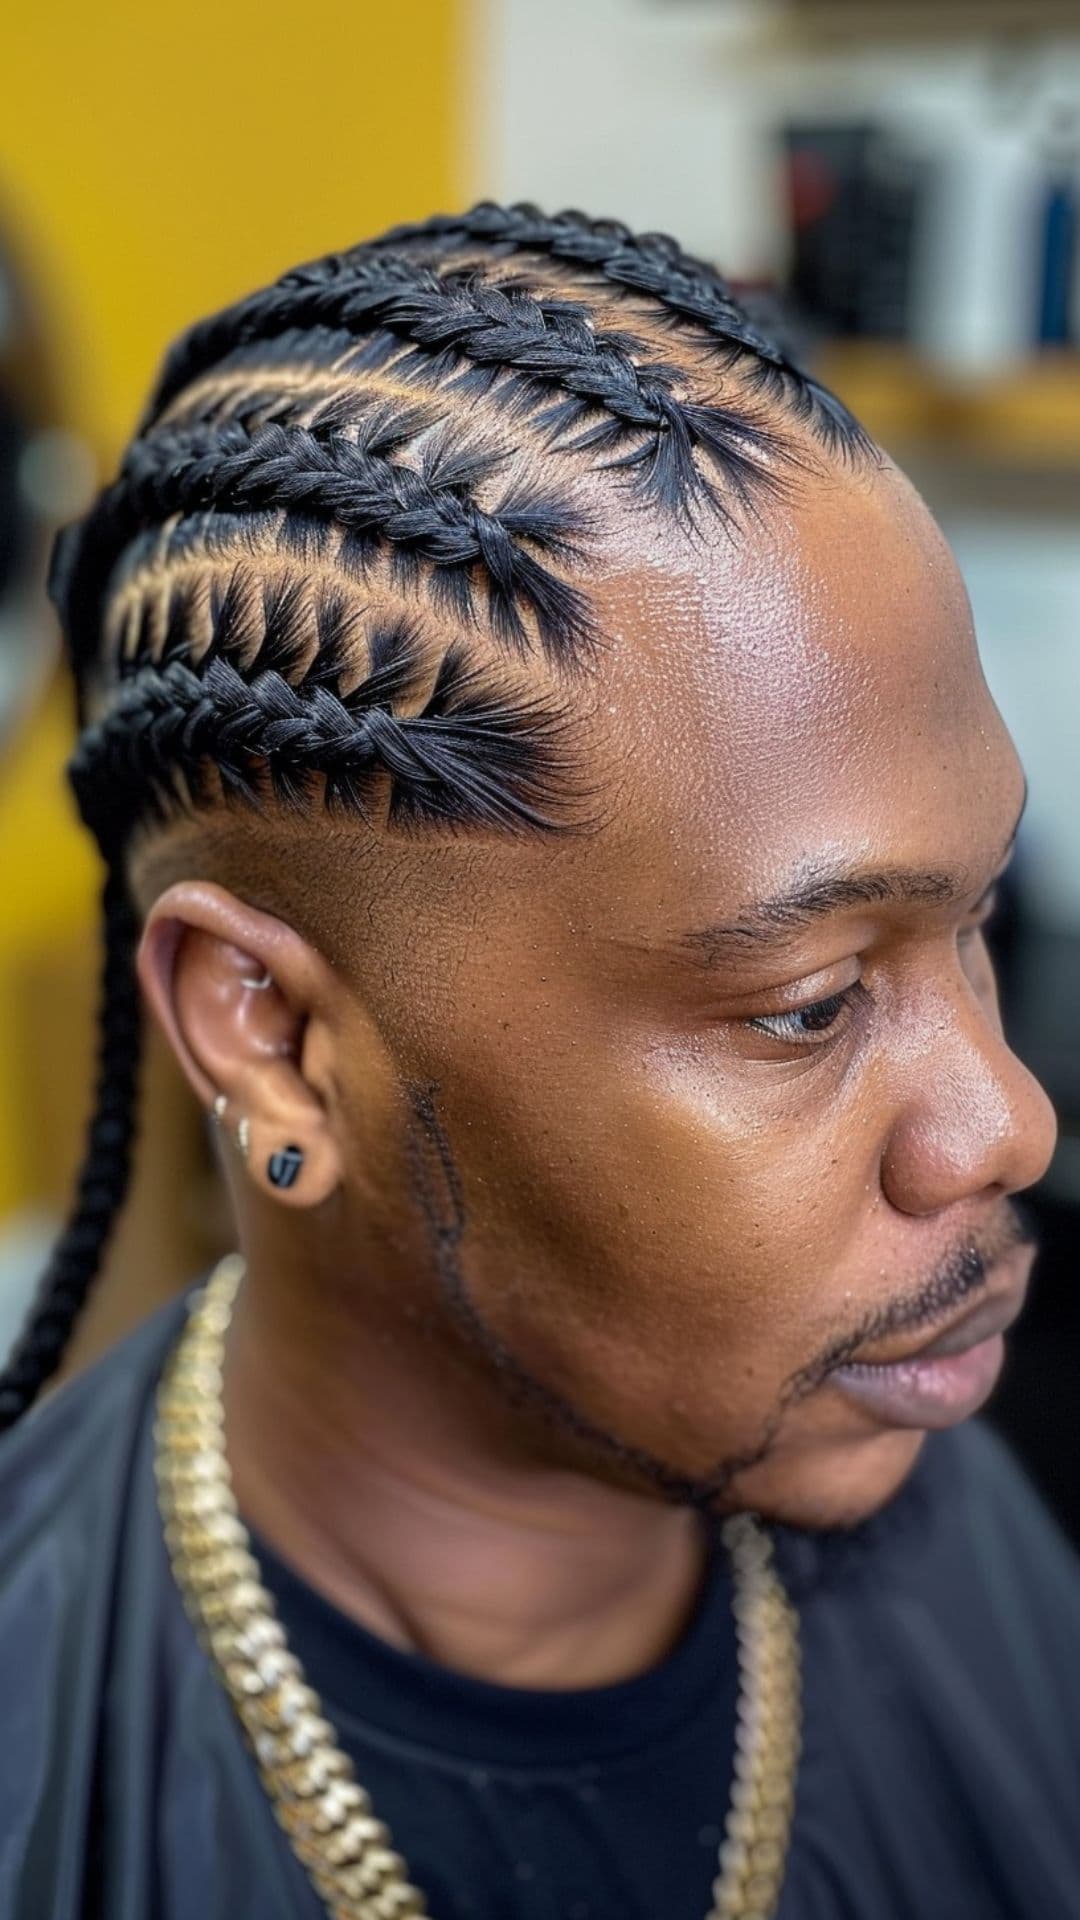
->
[155, 1255, 801, 1920]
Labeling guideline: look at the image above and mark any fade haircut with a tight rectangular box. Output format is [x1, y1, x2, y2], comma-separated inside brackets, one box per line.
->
[0, 201, 873, 1429]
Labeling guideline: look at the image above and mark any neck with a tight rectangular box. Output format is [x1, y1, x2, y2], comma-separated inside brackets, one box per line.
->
[222, 1260, 708, 1691]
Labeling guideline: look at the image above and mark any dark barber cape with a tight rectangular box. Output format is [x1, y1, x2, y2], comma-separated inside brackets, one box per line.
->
[2, 1293, 1079, 1920]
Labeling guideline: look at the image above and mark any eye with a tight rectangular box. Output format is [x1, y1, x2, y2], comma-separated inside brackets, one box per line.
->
[747, 986, 859, 1046]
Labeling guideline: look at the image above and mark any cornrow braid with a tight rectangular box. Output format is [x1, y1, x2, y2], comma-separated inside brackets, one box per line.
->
[60, 409, 595, 687]
[2, 200, 877, 1427]
[369, 201, 874, 456]
[73, 622, 591, 851]
[142, 257, 798, 519]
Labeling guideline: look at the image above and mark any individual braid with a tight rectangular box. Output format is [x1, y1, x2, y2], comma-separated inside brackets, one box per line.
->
[0, 869, 141, 1428]
[1, 201, 877, 1427]
[148, 229, 777, 420]
[372, 202, 786, 354]
[368, 202, 873, 454]
[72, 631, 590, 843]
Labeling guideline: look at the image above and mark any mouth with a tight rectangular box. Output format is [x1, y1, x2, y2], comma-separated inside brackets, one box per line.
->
[829, 1245, 1034, 1432]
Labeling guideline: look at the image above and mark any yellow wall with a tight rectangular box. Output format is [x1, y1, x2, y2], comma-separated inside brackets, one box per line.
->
[5, 1, 463, 452]
[0, 1, 462, 1219]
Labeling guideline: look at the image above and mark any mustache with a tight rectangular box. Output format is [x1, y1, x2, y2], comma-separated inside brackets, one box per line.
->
[785, 1198, 1039, 1406]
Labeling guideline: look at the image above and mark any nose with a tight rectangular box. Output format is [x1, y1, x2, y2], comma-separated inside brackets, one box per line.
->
[881, 979, 1058, 1217]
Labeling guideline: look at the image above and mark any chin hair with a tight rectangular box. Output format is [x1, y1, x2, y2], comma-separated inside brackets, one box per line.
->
[724, 1437, 936, 1602]
[714, 1429, 928, 1535]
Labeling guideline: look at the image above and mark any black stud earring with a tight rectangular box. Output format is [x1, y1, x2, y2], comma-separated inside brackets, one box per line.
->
[267, 1144, 304, 1190]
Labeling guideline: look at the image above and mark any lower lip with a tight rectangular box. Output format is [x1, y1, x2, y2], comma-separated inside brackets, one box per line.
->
[831, 1332, 1006, 1430]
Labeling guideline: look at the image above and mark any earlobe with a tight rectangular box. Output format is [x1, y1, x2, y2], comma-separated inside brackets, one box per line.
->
[209, 1094, 334, 1209]
[248, 1126, 337, 1208]
[267, 1144, 305, 1190]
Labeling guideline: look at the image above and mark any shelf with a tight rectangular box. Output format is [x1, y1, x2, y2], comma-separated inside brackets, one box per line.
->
[776, 0, 1080, 42]
[814, 344, 1080, 466]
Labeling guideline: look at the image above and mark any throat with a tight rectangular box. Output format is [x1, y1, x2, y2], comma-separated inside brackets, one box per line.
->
[221, 1291, 709, 1692]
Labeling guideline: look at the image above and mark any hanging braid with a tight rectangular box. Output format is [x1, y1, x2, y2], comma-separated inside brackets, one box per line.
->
[0, 870, 141, 1426]
[0, 200, 875, 1429]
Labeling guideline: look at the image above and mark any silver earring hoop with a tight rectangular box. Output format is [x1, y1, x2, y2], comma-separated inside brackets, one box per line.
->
[211, 1093, 228, 1128]
[236, 1116, 252, 1163]
[240, 967, 273, 991]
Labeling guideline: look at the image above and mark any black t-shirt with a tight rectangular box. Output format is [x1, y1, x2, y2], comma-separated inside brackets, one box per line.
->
[1, 1290, 1079, 1920]
[254, 1521, 741, 1920]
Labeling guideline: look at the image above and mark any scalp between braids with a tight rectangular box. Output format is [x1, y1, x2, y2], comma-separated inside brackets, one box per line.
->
[65, 412, 596, 685]
[0, 200, 875, 1430]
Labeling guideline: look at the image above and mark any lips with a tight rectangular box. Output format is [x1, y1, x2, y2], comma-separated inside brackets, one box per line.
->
[843, 1243, 1034, 1372]
[828, 1244, 1034, 1432]
[832, 1336, 1009, 1430]
[907, 1286, 1027, 1359]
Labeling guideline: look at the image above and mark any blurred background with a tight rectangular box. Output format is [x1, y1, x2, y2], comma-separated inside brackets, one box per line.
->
[1, 0, 1077, 1535]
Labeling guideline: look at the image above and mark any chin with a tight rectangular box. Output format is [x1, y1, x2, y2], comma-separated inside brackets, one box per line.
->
[716, 1427, 928, 1533]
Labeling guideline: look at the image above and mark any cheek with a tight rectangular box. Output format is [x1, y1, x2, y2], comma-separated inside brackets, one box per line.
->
[447, 1029, 881, 1449]
[587, 1049, 880, 1324]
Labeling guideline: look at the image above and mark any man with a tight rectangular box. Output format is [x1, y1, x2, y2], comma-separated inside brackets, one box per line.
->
[0, 203, 1077, 1920]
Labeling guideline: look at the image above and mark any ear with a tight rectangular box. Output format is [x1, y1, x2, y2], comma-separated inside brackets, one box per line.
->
[137, 880, 343, 1208]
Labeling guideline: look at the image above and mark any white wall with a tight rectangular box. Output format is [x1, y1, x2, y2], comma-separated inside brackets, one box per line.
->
[471, 0, 1080, 279]
[470, 0, 782, 271]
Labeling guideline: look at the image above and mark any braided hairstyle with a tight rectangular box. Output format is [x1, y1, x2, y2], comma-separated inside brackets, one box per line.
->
[0, 202, 872, 1430]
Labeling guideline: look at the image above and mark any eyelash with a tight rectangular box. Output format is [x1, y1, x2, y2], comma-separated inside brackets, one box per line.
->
[746, 891, 1002, 1049]
[748, 986, 862, 1046]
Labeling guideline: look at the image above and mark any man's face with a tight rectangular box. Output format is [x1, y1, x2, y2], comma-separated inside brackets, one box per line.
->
[337, 455, 1057, 1529]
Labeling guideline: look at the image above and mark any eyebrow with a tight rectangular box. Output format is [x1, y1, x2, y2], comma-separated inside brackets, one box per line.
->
[675, 783, 1028, 969]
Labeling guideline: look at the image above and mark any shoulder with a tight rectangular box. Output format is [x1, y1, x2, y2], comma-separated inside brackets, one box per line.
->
[779, 1418, 1080, 1638]
[0, 1289, 191, 1579]
[922, 1417, 1080, 1638]
[0, 1287, 312, 1918]
[788, 1419, 1080, 1737]
[919, 1417, 1079, 1583]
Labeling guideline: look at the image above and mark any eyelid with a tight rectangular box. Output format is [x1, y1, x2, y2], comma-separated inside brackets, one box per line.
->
[735, 868, 1011, 1050]
[745, 980, 865, 1047]
[722, 873, 1007, 1019]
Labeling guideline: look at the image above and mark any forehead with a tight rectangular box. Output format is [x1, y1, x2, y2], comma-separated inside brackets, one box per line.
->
[581, 459, 1017, 909]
